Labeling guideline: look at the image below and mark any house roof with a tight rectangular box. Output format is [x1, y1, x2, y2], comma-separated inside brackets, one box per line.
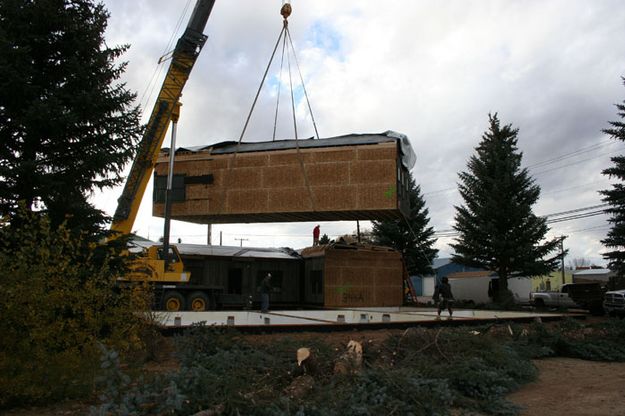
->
[432, 257, 452, 269]
[129, 238, 300, 260]
[447, 271, 496, 279]
[300, 241, 399, 258]
[163, 131, 417, 170]
[176, 244, 300, 260]
[572, 268, 612, 276]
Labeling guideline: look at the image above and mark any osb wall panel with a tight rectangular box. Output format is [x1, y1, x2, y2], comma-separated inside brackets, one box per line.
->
[322, 248, 403, 308]
[153, 142, 405, 223]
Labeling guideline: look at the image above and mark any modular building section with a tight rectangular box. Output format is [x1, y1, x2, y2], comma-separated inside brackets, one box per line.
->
[152, 131, 416, 223]
[175, 244, 303, 309]
[301, 243, 404, 307]
[131, 238, 404, 310]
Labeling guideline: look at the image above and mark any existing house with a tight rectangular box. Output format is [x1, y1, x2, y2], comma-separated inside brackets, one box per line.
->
[415, 258, 531, 304]
[573, 268, 614, 285]
[531, 270, 573, 292]
[414, 258, 487, 299]
[177, 244, 303, 308]
[132, 238, 405, 309]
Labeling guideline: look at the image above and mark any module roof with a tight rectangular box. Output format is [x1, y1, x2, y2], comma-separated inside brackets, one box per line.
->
[163, 131, 416, 170]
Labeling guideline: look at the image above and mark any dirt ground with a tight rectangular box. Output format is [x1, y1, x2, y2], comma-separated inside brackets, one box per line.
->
[508, 358, 625, 416]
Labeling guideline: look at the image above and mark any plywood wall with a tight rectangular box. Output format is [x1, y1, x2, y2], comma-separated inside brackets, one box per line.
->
[321, 247, 403, 308]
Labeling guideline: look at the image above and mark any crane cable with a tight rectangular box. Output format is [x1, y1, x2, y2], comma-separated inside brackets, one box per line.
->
[218, 2, 318, 215]
[272, 30, 287, 141]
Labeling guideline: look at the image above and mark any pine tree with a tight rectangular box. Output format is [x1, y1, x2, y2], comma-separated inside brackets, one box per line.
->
[319, 234, 332, 245]
[601, 78, 625, 280]
[451, 114, 560, 301]
[0, 0, 142, 236]
[372, 173, 438, 275]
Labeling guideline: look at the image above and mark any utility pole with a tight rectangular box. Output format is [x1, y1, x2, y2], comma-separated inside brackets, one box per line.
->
[356, 220, 361, 243]
[235, 238, 248, 247]
[207, 223, 212, 245]
[560, 235, 568, 285]
[219, 231, 223, 246]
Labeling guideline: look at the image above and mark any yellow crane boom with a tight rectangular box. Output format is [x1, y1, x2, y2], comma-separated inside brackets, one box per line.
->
[112, 0, 216, 235]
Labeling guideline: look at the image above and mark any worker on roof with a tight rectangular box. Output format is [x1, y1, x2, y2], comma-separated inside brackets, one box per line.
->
[313, 225, 320, 246]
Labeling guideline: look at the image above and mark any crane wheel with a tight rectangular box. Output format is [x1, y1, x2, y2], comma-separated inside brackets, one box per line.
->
[163, 291, 185, 312]
[188, 291, 210, 311]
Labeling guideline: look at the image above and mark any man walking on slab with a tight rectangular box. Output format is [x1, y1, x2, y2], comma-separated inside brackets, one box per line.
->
[433, 277, 454, 318]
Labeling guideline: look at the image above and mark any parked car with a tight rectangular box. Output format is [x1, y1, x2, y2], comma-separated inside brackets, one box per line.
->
[530, 282, 604, 314]
[603, 289, 625, 317]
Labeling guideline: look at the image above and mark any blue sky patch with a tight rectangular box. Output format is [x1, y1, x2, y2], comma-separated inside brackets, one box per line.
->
[307, 20, 343, 58]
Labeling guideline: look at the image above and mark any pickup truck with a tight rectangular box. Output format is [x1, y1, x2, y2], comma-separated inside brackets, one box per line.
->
[603, 289, 625, 317]
[530, 284, 579, 308]
[530, 282, 604, 314]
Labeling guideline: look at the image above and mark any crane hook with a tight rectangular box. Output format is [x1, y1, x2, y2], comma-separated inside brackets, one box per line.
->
[280, 2, 292, 22]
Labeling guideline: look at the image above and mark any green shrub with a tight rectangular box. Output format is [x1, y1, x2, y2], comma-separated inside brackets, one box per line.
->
[0, 210, 150, 408]
[513, 319, 625, 362]
[92, 325, 543, 415]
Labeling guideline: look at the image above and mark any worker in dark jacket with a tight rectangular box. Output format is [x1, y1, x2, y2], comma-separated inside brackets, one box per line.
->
[260, 273, 272, 313]
[433, 277, 454, 318]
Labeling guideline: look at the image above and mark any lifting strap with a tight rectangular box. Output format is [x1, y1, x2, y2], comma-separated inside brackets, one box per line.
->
[218, 3, 318, 215]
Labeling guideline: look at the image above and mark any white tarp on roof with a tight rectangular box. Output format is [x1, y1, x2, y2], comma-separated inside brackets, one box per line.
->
[176, 243, 299, 260]
[164, 131, 417, 170]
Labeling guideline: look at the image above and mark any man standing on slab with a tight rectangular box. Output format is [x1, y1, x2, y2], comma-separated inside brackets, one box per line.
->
[260, 272, 272, 313]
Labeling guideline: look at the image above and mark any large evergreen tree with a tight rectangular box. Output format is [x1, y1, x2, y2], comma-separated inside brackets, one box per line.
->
[372, 173, 438, 275]
[452, 114, 560, 301]
[0, 0, 142, 236]
[601, 78, 625, 280]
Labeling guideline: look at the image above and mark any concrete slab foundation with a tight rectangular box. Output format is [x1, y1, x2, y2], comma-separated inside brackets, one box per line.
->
[156, 307, 581, 332]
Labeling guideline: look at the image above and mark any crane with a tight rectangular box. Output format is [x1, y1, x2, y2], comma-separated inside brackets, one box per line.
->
[112, 0, 215, 310]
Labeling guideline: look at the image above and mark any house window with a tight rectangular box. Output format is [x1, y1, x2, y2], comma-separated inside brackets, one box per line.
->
[153, 174, 186, 203]
[228, 268, 242, 294]
[311, 270, 323, 295]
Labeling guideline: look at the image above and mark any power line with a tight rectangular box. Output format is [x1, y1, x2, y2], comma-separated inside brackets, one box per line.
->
[421, 140, 621, 198]
[138, 0, 193, 110]
[432, 203, 609, 237]
[531, 147, 625, 176]
[167, 205, 609, 241]
[526, 138, 615, 169]
[541, 180, 607, 196]
[423, 186, 457, 197]
[546, 210, 606, 224]
[567, 224, 610, 234]
[542, 203, 608, 218]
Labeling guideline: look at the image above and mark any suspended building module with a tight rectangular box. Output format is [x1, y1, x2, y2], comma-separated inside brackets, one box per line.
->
[152, 131, 416, 224]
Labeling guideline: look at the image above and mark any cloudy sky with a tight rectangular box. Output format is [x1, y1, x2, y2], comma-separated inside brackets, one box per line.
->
[95, 0, 625, 266]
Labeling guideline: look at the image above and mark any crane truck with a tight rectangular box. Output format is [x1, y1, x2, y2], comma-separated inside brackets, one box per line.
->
[112, 0, 215, 312]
